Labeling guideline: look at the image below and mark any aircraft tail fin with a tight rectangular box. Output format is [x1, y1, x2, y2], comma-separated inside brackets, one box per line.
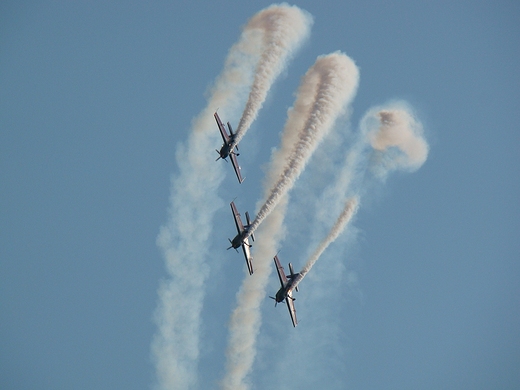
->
[227, 123, 239, 151]
[288, 263, 299, 292]
[245, 211, 255, 241]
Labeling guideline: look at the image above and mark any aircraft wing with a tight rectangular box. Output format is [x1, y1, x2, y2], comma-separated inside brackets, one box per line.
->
[274, 255, 288, 287]
[286, 291, 298, 327]
[214, 112, 229, 143]
[230, 201, 245, 234]
[229, 152, 244, 183]
[241, 237, 254, 275]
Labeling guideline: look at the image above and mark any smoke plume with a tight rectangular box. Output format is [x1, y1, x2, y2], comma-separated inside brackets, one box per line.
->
[295, 197, 359, 286]
[221, 52, 359, 390]
[362, 102, 429, 179]
[296, 102, 429, 286]
[266, 103, 428, 388]
[151, 5, 310, 389]
[248, 52, 360, 235]
[233, 5, 313, 146]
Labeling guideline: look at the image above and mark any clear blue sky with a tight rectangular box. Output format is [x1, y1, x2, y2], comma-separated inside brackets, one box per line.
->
[1, 1, 519, 389]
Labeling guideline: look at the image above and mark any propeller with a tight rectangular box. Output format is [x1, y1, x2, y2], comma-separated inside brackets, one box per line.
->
[216, 149, 229, 162]
[269, 296, 277, 307]
[227, 238, 238, 252]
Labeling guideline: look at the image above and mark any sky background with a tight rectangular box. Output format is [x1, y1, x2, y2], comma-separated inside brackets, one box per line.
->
[1, 1, 519, 389]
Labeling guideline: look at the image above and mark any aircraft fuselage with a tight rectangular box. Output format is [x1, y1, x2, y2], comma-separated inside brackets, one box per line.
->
[219, 136, 237, 160]
[275, 283, 295, 303]
[219, 143, 232, 160]
[275, 288, 287, 303]
[231, 230, 248, 249]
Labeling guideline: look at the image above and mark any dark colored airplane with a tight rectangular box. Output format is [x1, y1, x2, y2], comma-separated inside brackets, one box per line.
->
[270, 255, 301, 327]
[214, 112, 244, 183]
[228, 201, 255, 275]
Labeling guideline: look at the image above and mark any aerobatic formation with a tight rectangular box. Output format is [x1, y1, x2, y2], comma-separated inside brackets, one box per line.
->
[153, 4, 429, 390]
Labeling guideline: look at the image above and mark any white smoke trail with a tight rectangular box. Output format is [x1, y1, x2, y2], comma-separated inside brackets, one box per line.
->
[248, 52, 360, 235]
[298, 102, 429, 282]
[263, 104, 428, 389]
[150, 6, 310, 389]
[295, 197, 359, 286]
[288, 101, 429, 303]
[233, 4, 313, 146]
[315, 101, 429, 234]
[221, 52, 359, 390]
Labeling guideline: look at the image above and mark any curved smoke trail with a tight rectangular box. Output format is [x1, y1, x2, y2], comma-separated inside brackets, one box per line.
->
[364, 102, 429, 179]
[150, 5, 310, 389]
[293, 102, 429, 292]
[221, 52, 359, 390]
[233, 4, 313, 146]
[248, 52, 360, 235]
[267, 103, 429, 388]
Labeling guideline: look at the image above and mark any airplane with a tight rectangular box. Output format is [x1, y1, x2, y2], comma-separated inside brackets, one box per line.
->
[228, 200, 255, 275]
[270, 255, 301, 327]
[214, 112, 244, 183]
